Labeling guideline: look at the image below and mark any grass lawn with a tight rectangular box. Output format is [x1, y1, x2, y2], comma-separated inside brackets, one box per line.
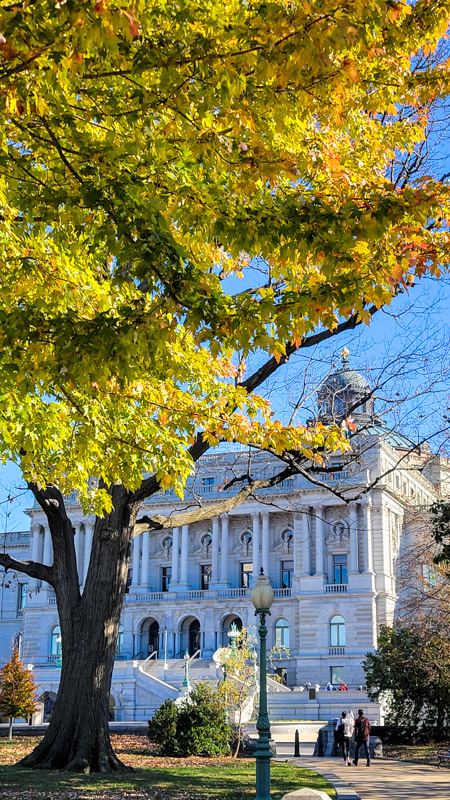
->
[0, 735, 336, 799]
[383, 742, 446, 766]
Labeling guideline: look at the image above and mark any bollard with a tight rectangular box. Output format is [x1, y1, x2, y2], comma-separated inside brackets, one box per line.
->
[294, 728, 300, 757]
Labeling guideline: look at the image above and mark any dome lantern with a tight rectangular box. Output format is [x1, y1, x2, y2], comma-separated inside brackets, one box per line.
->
[317, 351, 374, 424]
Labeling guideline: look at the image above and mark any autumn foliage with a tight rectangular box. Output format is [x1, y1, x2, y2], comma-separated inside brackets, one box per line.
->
[0, 650, 37, 738]
[0, 1, 449, 510]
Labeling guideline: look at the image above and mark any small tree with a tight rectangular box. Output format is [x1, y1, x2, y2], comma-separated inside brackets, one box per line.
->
[218, 627, 259, 757]
[0, 651, 38, 740]
[363, 625, 450, 741]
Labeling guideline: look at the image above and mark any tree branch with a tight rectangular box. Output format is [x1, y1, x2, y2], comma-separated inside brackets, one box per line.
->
[135, 467, 294, 531]
[0, 553, 54, 585]
[132, 306, 379, 506]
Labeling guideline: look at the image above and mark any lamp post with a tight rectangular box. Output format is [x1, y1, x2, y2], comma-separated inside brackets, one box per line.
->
[163, 625, 168, 670]
[251, 568, 274, 800]
[182, 652, 191, 697]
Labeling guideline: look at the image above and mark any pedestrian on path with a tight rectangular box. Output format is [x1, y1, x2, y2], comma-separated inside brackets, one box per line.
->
[335, 710, 354, 766]
[353, 708, 371, 766]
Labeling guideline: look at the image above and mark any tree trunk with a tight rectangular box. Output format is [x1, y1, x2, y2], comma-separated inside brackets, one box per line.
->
[8, 717, 13, 740]
[20, 486, 137, 772]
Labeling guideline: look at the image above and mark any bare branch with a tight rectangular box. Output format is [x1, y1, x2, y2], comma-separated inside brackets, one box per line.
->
[0, 553, 54, 584]
[135, 467, 294, 531]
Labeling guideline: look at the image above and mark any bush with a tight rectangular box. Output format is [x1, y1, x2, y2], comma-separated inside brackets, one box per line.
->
[148, 683, 230, 757]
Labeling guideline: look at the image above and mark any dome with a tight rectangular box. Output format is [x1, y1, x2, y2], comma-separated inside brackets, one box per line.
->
[317, 352, 374, 423]
[322, 367, 371, 396]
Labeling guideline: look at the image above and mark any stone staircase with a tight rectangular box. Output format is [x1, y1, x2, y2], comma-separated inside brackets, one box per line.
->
[139, 656, 219, 690]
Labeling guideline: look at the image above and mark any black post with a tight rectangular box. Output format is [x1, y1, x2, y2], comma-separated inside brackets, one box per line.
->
[254, 610, 272, 800]
[294, 729, 300, 758]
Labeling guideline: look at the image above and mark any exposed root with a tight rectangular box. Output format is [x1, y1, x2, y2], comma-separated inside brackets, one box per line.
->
[19, 738, 133, 773]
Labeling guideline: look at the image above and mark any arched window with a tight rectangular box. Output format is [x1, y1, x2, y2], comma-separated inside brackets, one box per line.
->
[275, 618, 290, 648]
[330, 615, 345, 647]
[281, 529, 293, 545]
[241, 531, 252, 546]
[116, 625, 124, 654]
[50, 625, 61, 656]
[201, 533, 212, 550]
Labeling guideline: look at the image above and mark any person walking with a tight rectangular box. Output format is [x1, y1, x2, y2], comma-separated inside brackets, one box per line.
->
[335, 711, 354, 765]
[353, 708, 371, 766]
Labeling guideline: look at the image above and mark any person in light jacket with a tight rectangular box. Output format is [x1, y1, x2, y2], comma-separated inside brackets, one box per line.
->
[335, 711, 354, 765]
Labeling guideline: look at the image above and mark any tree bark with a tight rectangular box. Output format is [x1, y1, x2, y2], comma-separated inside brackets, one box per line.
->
[8, 717, 13, 741]
[20, 485, 137, 773]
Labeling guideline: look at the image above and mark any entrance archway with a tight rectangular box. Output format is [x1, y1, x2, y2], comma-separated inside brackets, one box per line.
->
[180, 616, 201, 656]
[222, 614, 243, 646]
[139, 617, 160, 658]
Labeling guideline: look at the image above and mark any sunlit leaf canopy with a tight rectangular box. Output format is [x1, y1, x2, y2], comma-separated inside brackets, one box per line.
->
[0, 0, 450, 511]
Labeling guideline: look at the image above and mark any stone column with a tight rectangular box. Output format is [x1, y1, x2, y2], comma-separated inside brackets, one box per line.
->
[170, 527, 179, 589]
[302, 511, 311, 576]
[252, 513, 261, 580]
[211, 517, 220, 587]
[131, 534, 141, 588]
[349, 503, 358, 573]
[220, 515, 230, 585]
[42, 526, 52, 566]
[364, 497, 374, 573]
[141, 529, 150, 587]
[293, 514, 302, 579]
[30, 524, 41, 589]
[83, 522, 94, 584]
[261, 513, 270, 578]
[315, 507, 325, 576]
[179, 524, 189, 587]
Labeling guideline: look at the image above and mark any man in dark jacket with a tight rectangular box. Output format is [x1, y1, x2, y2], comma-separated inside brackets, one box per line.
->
[353, 708, 371, 766]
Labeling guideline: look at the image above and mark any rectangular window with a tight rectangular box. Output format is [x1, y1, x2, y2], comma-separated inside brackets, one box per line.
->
[240, 562, 253, 588]
[161, 566, 171, 592]
[333, 554, 348, 584]
[330, 666, 344, 686]
[18, 583, 27, 611]
[201, 564, 212, 590]
[422, 564, 437, 586]
[202, 476, 214, 493]
[281, 560, 293, 588]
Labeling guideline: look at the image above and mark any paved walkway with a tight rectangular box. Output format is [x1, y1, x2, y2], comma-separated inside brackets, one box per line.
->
[298, 757, 450, 800]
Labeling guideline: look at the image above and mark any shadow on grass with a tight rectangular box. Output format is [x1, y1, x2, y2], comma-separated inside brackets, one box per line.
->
[0, 762, 336, 798]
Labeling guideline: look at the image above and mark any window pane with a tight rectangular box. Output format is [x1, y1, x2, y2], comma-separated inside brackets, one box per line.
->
[201, 564, 212, 590]
[275, 619, 290, 648]
[241, 563, 252, 588]
[161, 566, 172, 592]
[281, 560, 293, 588]
[331, 666, 343, 685]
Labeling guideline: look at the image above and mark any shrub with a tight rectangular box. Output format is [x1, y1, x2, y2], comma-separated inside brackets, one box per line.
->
[148, 683, 230, 757]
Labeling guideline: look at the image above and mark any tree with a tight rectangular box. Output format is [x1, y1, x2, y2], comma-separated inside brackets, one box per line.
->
[218, 627, 259, 757]
[218, 626, 290, 757]
[363, 624, 450, 741]
[0, 650, 38, 740]
[0, 0, 449, 773]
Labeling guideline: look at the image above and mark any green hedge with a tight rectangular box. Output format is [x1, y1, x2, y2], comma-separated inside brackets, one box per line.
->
[148, 683, 231, 757]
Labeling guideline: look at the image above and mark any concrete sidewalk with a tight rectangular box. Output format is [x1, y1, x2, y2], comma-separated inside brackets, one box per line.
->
[297, 757, 450, 800]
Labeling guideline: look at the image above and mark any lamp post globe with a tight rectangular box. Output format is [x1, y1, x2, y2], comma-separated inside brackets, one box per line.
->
[250, 571, 274, 614]
[251, 569, 274, 800]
